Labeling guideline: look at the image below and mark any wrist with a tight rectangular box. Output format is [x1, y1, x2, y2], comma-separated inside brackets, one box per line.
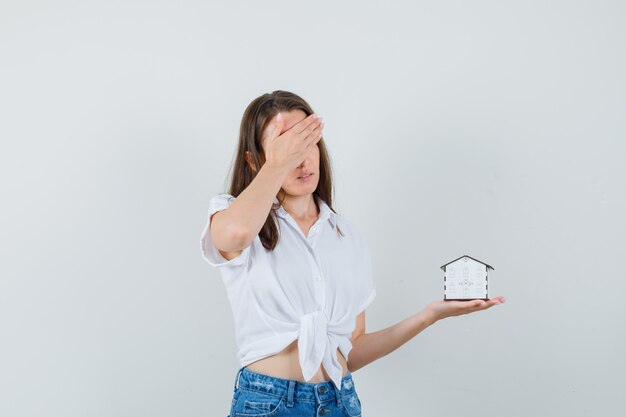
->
[261, 161, 291, 178]
[421, 306, 440, 326]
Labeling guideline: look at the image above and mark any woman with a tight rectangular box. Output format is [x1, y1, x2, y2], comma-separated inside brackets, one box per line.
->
[201, 90, 506, 417]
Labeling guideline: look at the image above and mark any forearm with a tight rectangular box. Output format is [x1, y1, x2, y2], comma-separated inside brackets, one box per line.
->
[347, 308, 438, 373]
[219, 162, 289, 245]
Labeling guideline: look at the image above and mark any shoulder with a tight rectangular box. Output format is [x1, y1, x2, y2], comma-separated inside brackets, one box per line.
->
[208, 193, 236, 215]
[210, 193, 235, 203]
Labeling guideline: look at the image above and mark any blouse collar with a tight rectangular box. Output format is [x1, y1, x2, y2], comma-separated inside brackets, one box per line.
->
[273, 195, 337, 229]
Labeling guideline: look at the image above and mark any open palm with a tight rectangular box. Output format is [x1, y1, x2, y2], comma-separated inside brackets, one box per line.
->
[427, 296, 506, 321]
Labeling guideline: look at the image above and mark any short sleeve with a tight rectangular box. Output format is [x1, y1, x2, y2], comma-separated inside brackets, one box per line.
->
[355, 225, 377, 314]
[200, 193, 251, 268]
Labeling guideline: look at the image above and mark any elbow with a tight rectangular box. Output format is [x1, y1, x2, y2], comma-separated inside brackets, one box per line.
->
[224, 225, 252, 252]
[347, 358, 362, 374]
[231, 226, 254, 250]
[212, 221, 253, 253]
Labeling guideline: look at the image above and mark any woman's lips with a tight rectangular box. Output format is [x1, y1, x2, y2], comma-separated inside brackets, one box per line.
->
[297, 173, 313, 181]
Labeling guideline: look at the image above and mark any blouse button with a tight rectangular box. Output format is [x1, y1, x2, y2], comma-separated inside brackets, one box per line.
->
[311, 226, 317, 233]
[316, 275, 322, 281]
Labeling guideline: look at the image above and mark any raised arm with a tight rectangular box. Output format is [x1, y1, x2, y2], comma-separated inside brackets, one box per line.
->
[211, 162, 289, 252]
[211, 112, 323, 253]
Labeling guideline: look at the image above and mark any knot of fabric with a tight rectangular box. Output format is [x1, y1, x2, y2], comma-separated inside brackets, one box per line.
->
[298, 310, 353, 390]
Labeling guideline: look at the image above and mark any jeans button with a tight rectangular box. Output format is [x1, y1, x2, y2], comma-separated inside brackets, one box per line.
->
[319, 386, 328, 394]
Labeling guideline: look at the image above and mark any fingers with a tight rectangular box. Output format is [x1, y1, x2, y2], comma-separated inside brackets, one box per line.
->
[483, 296, 506, 308]
[476, 296, 506, 311]
[304, 119, 324, 145]
[272, 112, 284, 139]
[277, 113, 323, 145]
[299, 117, 323, 142]
[293, 113, 321, 135]
[458, 298, 502, 314]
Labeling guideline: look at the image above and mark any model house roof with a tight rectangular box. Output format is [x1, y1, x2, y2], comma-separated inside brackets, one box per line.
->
[440, 255, 494, 271]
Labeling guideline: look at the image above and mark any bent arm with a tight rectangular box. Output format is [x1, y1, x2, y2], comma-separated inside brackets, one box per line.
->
[211, 163, 289, 252]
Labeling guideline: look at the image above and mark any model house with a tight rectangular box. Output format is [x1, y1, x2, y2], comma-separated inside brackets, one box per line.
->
[441, 255, 494, 301]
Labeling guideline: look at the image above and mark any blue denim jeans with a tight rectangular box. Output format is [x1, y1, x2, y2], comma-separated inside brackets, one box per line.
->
[227, 366, 363, 417]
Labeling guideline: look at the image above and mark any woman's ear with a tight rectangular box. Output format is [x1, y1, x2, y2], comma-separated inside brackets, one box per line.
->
[244, 151, 258, 172]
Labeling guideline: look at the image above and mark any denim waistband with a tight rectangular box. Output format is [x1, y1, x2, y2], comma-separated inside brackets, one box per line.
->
[233, 366, 356, 406]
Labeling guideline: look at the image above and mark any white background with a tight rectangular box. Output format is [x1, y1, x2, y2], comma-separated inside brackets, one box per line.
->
[1, 1, 624, 416]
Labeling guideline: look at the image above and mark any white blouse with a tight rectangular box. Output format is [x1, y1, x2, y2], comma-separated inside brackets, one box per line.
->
[200, 193, 376, 389]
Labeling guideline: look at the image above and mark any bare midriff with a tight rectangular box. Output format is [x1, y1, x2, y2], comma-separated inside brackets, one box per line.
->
[244, 339, 349, 383]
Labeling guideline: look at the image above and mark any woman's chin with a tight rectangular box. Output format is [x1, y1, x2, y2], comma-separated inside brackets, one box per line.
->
[285, 182, 318, 195]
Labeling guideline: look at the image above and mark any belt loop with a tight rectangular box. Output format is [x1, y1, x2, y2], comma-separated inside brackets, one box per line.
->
[286, 380, 296, 407]
[334, 379, 341, 406]
[233, 366, 244, 392]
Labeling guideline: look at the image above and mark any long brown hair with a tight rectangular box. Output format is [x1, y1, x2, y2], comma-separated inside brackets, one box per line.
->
[225, 90, 343, 250]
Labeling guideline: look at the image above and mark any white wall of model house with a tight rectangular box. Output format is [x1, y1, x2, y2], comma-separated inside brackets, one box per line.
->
[443, 256, 492, 300]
